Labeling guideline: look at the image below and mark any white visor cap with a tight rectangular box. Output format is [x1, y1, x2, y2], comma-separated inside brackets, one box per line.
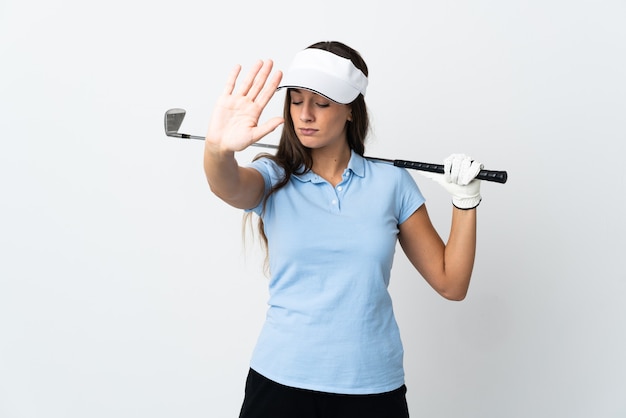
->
[278, 48, 368, 104]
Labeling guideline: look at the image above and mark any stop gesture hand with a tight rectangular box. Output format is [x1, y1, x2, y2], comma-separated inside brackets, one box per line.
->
[205, 60, 284, 153]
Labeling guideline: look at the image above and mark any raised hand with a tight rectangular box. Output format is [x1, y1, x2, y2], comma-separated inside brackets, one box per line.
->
[205, 60, 285, 153]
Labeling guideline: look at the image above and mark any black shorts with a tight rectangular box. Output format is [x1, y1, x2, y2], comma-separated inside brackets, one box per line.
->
[238, 368, 410, 418]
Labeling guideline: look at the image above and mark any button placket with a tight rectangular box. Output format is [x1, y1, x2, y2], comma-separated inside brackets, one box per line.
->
[330, 175, 350, 211]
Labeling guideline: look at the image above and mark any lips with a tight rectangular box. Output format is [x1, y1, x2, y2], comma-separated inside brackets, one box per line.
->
[298, 128, 318, 136]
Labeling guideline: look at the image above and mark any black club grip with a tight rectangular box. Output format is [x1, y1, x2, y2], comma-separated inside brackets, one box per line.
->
[393, 160, 508, 184]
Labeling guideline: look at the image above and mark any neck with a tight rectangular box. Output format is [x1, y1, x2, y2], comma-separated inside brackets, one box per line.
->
[311, 145, 352, 187]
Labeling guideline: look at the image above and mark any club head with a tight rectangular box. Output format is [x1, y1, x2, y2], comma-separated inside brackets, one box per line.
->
[164, 108, 187, 136]
[162, 107, 274, 145]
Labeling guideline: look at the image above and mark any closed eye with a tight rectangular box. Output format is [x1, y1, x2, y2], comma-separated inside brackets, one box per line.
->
[290, 101, 330, 108]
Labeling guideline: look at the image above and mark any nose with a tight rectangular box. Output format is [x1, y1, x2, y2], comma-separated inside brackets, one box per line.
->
[299, 102, 314, 122]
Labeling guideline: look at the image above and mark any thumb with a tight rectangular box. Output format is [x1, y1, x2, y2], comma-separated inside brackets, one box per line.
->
[418, 170, 445, 184]
[251, 117, 285, 142]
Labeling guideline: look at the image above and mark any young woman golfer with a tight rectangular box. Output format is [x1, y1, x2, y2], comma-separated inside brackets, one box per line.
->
[203, 41, 484, 418]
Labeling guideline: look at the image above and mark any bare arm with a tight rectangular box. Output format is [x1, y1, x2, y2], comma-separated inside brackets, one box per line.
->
[398, 205, 477, 301]
[203, 59, 284, 209]
[203, 147, 265, 210]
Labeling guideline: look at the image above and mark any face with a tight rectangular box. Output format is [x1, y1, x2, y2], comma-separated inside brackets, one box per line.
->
[289, 89, 352, 150]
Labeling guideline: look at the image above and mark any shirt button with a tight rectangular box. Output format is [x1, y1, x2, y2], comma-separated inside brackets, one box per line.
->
[331, 199, 337, 205]
[336, 186, 343, 191]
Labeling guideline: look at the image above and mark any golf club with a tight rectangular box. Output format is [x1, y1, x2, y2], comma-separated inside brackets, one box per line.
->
[164, 108, 508, 184]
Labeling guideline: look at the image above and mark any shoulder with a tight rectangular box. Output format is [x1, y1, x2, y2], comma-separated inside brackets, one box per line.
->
[362, 157, 425, 221]
[364, 158, 417, 186]
[247, 155, 286, 187]
[247, 155, 280, 172]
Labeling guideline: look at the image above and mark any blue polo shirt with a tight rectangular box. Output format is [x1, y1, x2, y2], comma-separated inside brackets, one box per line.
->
[246, 151, 425, 394]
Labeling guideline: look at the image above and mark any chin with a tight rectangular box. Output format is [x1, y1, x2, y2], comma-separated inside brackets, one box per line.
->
[297, 137, 320, 149]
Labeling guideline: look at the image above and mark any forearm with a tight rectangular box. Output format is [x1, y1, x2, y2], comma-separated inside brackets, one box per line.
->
[203, 143, 263, 209]
[442, 207, 477, 300]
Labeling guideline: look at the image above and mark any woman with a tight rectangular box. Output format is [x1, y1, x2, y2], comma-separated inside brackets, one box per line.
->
[204, 41, 483, 418]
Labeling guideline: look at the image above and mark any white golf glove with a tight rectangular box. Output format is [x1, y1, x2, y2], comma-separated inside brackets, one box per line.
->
[420, 154, 483, 209]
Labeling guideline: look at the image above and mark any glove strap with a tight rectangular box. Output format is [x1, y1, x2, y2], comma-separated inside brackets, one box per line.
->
[452, 196, 482, 210]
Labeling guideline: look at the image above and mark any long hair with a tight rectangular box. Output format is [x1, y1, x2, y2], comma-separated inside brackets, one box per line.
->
[245, 41, 371, 267]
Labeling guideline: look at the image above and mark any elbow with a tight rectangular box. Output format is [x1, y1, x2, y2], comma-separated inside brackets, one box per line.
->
[436, 280, 470, 301]
[208, 184, 239, 207]
[442, 290, 467, 302]
[436, 270, 473, 301]
[207, 181, 226, 200]
[207, 181, 223, 198]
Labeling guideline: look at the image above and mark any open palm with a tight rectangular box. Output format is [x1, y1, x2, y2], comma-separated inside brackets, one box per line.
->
[206, 60, 284, 152]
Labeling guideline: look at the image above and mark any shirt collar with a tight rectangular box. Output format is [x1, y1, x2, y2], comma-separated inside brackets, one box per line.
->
[294, 150, 366, 183]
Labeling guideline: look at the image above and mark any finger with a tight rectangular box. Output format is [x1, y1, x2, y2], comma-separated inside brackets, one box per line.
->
[236, 59, 264, 97]
[246, 60, 275, 101]
[466, 160, 484, 183]
[417, 170, 442, 181]
[449, 155, 462, 184]
[253, 70, 283, 109]
[458, 157, 472, 185]
[443, 155, 453, 182]
[223, 64, 242, 95]
[250, 116, 285, 143]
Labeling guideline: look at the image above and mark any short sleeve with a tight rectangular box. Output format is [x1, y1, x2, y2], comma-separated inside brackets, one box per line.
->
[396, 168, 425, 224]
[245, 158, 286, 215]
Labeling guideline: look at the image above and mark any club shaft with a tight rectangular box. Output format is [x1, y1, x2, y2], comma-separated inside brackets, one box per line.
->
[169, 134, 507, 184]
[247, 143, 508, 184]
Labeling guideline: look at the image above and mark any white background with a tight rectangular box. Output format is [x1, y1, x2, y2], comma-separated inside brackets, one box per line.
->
[1, 0, 625, 417]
